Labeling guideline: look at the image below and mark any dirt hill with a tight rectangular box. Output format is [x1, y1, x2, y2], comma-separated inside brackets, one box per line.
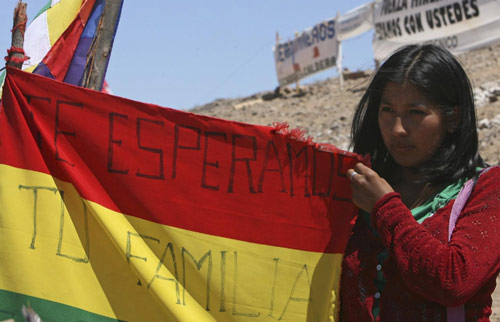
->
[190, 42, 500, 320]
[191, 42, 500, 164]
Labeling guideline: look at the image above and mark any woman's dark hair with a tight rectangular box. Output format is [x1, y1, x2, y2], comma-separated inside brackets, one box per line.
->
[351, 44, 485, 184]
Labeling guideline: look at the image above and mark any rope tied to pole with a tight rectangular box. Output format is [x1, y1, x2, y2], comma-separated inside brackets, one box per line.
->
[5, 47, 29, 64]
[5, 1, 28, 69]
[11, 18, 27, 38]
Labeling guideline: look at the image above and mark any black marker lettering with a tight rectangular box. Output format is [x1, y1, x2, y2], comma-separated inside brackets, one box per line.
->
[54, 100, 83, 166]
[333, 154, 352, 201]
[202, 132, 227, 191]
[232, 251, 260, 317]
[25, 95, 50, 148]
[258, 140, 286, 193]
[57, 193, 90, 263]
[228, 135, 257, 193]
[126, 231, 160, 263]
[312, 149, 334, 197]
[148, 242, 181, 304]
[182, 248, 212, 310]
[268, 258, 279, 317]
[107, 112, 129, 174]
[18, 185, 58, 249]
[172, 125, 201, 179]
[286, 143, 309, 197]
[279, 264, 312, 320]
[220, 251, 227, 312]
[136, 118, 165, 180]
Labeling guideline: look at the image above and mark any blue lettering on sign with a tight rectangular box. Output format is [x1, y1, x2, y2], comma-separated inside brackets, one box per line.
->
[277, 18, 336, 62]
[320, 24, 326, 41]
[327, 20, 335, 38]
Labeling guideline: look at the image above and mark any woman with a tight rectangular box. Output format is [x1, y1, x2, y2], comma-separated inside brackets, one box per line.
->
[340, 44, 500, 321]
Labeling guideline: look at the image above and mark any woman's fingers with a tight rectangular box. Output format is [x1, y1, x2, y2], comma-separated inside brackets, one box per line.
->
[354, 162, 368, 173]
[347, 169, 360, 182]
[347, 163, 394, 212]
[348, 163, 371, 182]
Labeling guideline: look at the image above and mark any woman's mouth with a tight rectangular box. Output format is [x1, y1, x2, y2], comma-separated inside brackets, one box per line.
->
[390, 144, 413, 152]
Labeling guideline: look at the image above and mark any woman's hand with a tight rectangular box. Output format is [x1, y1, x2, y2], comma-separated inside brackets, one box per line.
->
[347, 163, 394, 213]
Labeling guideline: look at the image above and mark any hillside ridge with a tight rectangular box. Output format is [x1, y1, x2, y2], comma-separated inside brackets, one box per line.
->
[191, 42, 500, 165]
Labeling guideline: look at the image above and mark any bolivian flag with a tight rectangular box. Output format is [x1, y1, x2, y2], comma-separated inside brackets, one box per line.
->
[1, 0, 121, 98]
[0, 68, 360, 322]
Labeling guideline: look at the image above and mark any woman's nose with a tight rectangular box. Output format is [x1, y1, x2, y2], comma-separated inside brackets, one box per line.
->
[391, 117, 408, 136]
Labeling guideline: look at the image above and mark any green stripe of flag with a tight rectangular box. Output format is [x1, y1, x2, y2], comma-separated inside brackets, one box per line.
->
[0, 289, 124, 322]
[0, 70, 5, 100]
[34, 0, 52, 20]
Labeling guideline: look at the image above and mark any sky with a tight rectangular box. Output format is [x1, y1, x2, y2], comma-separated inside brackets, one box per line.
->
[0, 0, 374, 110]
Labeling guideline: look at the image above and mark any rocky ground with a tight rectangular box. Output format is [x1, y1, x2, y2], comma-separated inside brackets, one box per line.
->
[190, 42, 500, 320]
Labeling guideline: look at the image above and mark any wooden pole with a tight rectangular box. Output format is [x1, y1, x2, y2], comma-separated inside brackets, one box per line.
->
[338, 42, 344, 91]
[6, 0, 27, 70]
[336, 11, 344, 92]
[275, 31, 281, 95]
[81, 0, 123, 91]
[294, 31, 300, 92]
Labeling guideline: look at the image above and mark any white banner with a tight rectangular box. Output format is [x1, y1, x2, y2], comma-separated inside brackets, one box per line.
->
[338, 2, 375, 41]
[274, 18, 339, 87]
[373, 0, 500, 61]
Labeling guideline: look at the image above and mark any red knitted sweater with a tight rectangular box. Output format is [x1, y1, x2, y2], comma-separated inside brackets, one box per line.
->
[340, 167, 500, 322]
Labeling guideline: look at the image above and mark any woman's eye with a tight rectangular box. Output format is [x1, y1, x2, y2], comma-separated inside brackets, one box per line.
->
[410, 109, 426, 115]
[380, 106, 393, 112]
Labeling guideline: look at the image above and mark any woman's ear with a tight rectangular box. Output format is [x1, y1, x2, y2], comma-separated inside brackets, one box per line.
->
[447, 106, 460, 133]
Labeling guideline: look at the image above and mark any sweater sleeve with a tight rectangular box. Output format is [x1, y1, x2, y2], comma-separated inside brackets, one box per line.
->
[371, 167, 500, 306]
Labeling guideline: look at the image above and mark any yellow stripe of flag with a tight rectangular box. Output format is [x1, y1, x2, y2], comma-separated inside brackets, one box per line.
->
[0, 164, 342, 321]
[46, 0, 83, 46]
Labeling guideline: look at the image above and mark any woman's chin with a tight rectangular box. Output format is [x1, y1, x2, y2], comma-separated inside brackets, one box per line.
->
[391, 156, 422, 169]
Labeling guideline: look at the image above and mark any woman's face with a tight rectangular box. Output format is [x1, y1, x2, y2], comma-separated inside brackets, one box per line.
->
[378, 82, 449, 168]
